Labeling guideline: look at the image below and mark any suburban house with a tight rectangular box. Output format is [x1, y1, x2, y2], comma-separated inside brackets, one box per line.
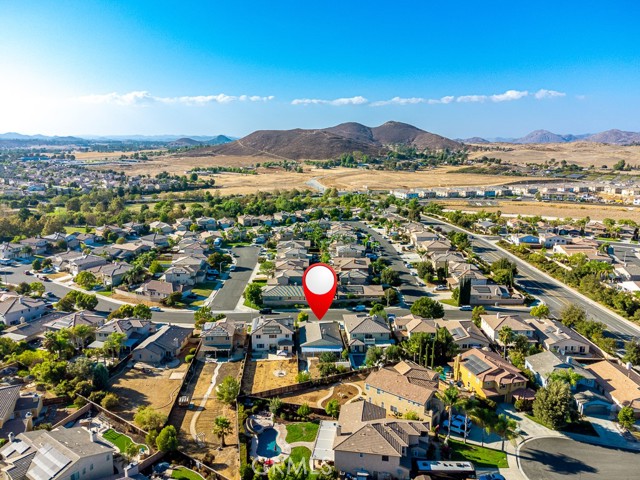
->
[332, 257, 370, 272]
[331, 244, 366, 258]
[343, 314, 393, 353]
[133, 324, 193, 364]
[196, 216, 218, 230]
[0, 427, 115, 480]
[19, 237, 48, 255]
[538, 233, 571, 248]
[480, 313, 535, 344]
[392, 315, 436, 339]
[134, 279, 185, 302]
[337, 285, 384, 303]
[250, 316, 295, 355]
[435, 319, 490, 351]
[92, 318, 155, 350]
[470, 285, 524, 306]
[86, 262, 133, 287]
[43, 310, 105, 333]
[148, 221, 174, 234]
[585, 360, 640, 418]
[261, 285, 306, 306]
[524, 351, 596, 389]
[0, 294, 48, 326]
[527, 317, 591, 356]
[508, 234, 540, 247]
[338, 269, 370, 286]
[267, 269, 305, 286]
[68, 254, 108, 276]
[140, 233, 170, 249]
[162, 265, 201, 286]
[447, 262, 488, 289]
[365, 361, 441, 422]
[0, 385, 43, 436]
[333, 400, 431, 480]
[1, 312, 66, 343]
[43, 232, 79, 249]
[201, 319, 238, 357]
[453, 348, 528, 402]
[299, 321, 344, 359]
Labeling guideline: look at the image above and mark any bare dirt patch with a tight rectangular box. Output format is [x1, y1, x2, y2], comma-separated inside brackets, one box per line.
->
[468, 142, 640, 168]
[242, 359, 298, 394]
[176, 360, 242, 480]
[438, 199, 639, 221]
[109, 357, 190, 421]
[281, 379, 366, 407]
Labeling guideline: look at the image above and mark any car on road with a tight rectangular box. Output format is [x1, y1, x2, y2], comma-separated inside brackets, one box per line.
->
[352, 304, 367, 312]
[434, 285, 448, 291]
[229, 265, 236, 272]
[459, 305, 472, 311]
[44, 291, 56, 298]
[259, 308, 273, 314]
[404, 263, 412, 268]
[478, 474, 505, 480]
[150, 306, 163, 312]
[25, 270, 33, 276]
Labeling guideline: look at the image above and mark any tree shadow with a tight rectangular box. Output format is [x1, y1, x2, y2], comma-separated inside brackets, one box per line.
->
[520, 447, 598, 475]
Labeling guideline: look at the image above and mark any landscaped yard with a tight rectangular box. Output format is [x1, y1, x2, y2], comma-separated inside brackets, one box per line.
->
[447, 438, 509, 468]
[440, 298, 458, 306]
[285, 422, 319, 443]
[171, 466, 205, 480]
[101, 428, 146, 453]
[191, 281, 218, 297]
[524, 414, 599, 437]
[289, 446, 312, 465]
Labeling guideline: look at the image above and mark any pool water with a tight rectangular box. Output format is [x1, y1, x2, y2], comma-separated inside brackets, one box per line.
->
[256, 428, 281, 458]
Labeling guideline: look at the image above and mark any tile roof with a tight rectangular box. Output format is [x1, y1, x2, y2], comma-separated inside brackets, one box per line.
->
[343, 314, 390, 335]
[586, 360, 640, 410]
[458, 348, 526, 385]
[0, 384, 20, 422]
[365, 361, 439, 405]
[300, 321, 343, 349]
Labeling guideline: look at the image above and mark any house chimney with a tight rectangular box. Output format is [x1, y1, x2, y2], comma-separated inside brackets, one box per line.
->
[8, 432, 14, 443]
[496, 313, 500, 319]
[124, 463, 139, 476]
[89, 428, 97, 442]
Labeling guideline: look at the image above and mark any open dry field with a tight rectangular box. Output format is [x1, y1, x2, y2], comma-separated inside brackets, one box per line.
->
[241, 358, 298, 394]
[109, 359, 190, 421]
[176, 360, 241, 480]
[438, 199, 639, 221]
[73, 150, 159, 161]
[468, 142, 640, 168]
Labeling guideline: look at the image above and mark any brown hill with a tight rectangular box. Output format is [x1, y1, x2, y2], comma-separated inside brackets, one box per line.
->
[189, 121, 463, 160]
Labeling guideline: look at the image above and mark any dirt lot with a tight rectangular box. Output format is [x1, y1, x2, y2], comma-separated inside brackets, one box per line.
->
[176, 360, 242, 480]
[438, 199, 639, 221]
[109, 356, 190, 421]
[281, 379, 366, 407]
[242, 358, 298, 394]
[468, 142, 640, 168]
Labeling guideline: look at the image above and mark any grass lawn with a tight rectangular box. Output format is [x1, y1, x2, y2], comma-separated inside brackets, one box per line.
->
[191, 281, 218, 297]
[447, 438, 508, 469]
[101, 428, 146, 453]
[243, 298, 260, 310]
[285, 422, 320, 443]
[525, 414, 598, 437]
[98, 291, 113, 297]
[440, 298, 458, 306]
[65, 226, 93, 234]
[171, 466, 205, 480]
[288, 446, 311, 465]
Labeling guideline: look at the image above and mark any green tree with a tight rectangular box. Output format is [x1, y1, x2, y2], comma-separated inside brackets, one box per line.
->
[245, 282, 263, 306]
[75, 271, 97, 289]
[155, 425, 178, 452]
[403, 411, 420, 420]
[133, 304, 152, 320]
[532, 380, 575, 429]
[365, 346, 384, 366]
[471, 306, 485, 328]
[297, 311, 309, 325]
[457, 396, 479, 444]
[560, 304, 586, 328]
[269, 397, 283, 415]
[458, 276, 471, 305]
[216, 376, 240, 405]
[296, 371, 311, 383]
[384, 344, 402, 362]
[92, 363, 109, 391]
[618, 406, 636, 430]
[437, 386, 460, 439]
[410, 297, 445, 318]
[548, 368, 584, 388]
[108, 304, 135, 319]
[468, 407, 497, 447]
[162, 291, 183, 306]
[31, 258, 42, 271]
[622, 340, 640, 366]
[101, 393, 119, 410]
[498, 326, 515, 358]
[369, 304, 387, 319]
[148, 260, 164, 275]
[530, 304, 550, 319]
[297, 403, 312, 420]
[194, 306, 215, 329]
[416, 262, 434, 280]
[325, 399, 340, 418]
[29, 282, 45, 297]
[492, 414, 520, 451]
[381, 268, 400, 286]
[16, 282, 31, 295]
[213, 416, 232, 447]
[134, 406, 167, 431]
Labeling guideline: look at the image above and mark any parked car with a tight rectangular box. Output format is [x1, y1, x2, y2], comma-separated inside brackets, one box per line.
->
[44, 291, 56, 298]
[459, 305, 472, 311]
[352, 304, 367, 312]
[25, 270, 33, 276]
[229, 265, 236, 272]
[442, 418, 470, 437]
[478, 474, 505, 480]
[150, 306, 163, 312]
[259, 308, 273, 314]
[434, 285, 448, 291]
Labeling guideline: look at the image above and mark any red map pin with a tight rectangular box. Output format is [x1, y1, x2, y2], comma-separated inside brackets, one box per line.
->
[302, 263, 337, 320]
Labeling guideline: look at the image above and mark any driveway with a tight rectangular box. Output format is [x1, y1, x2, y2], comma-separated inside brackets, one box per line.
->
[208, 245, 259, 311]
[519, 437, 640, 480]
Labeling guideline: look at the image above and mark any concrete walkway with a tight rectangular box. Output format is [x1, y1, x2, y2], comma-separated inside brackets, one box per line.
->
[344, 382, 364, 404]
[316, 387, 335, 408]
[190, 361, 222, 443]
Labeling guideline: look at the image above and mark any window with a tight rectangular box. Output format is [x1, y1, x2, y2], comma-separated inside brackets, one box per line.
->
[71, 473, 80, 480]
[257, 344, 264, 349]
[391, 405, 398, 413]
[256, 335, 261, 339]
[83, 468, 86, 475]
[90, 465, 93, 471]
[382, 455, 389, 462]
[269, 334, 277, 339]
[359, 453, 363, 458]
[579, 346, 585, 353]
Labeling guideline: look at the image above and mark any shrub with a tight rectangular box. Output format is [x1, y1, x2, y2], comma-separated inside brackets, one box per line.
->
[189, 347, 197, 355]
[185, 354, 195, 363]
[88, 390, 107, 404]
[101, 393, 119, 410]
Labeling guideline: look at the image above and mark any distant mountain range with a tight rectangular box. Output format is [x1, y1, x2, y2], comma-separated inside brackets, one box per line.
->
[463, 129, 640, 145]
[193, 121, 464, 160]
[0, 132, 234, 143]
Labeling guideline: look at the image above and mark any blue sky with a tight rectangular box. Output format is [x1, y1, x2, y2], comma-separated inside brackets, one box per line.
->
[1, 0, 639, 138]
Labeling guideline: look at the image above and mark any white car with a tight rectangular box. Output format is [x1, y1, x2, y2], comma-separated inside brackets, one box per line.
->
[434, 285, 448, 291]
[150, 306, 162, 312]
[442, 419, 470, 437]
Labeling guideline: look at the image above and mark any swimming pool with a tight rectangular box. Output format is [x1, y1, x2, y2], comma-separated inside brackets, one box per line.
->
[256, 428, 281, 458]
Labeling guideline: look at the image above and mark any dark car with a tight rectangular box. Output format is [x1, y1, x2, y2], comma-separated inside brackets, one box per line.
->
[259, 308, 273, 314]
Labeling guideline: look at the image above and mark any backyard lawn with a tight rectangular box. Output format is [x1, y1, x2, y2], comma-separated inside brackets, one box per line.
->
[285, 422, 319, 443]
[171, 466, 205, 480]
[101, 428, 146, 453]
[289, 446, 312, 465]
[447, 438, 508, 468]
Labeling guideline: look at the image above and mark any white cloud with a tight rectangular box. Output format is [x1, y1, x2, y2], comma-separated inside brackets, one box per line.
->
[490, 89, 529, 102]
[78, 91, 274, 106]
[534, 89, 566, 99]
[456, 94, 488, 103]
[291, 96, 368, 106]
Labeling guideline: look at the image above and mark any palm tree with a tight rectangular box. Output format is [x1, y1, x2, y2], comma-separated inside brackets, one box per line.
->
[492, 414, 520, 451]
[468, 407, 496, 447]
[498, 326, 515, 358]
[437, 386, 460, 439]
[457, 396, 479, 444]
[70, 325, 95, 350]
[213, 416, 232, 448]
[549, 368, 584, 389]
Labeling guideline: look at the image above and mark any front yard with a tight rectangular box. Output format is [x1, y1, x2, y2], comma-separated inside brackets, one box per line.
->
[446, 438, 508, 468]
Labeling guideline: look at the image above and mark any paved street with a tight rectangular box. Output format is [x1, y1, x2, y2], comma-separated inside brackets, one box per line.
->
[208, 245, 260, 310]
[519, 437, 640, 480]
[421, 215, 640, 347]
